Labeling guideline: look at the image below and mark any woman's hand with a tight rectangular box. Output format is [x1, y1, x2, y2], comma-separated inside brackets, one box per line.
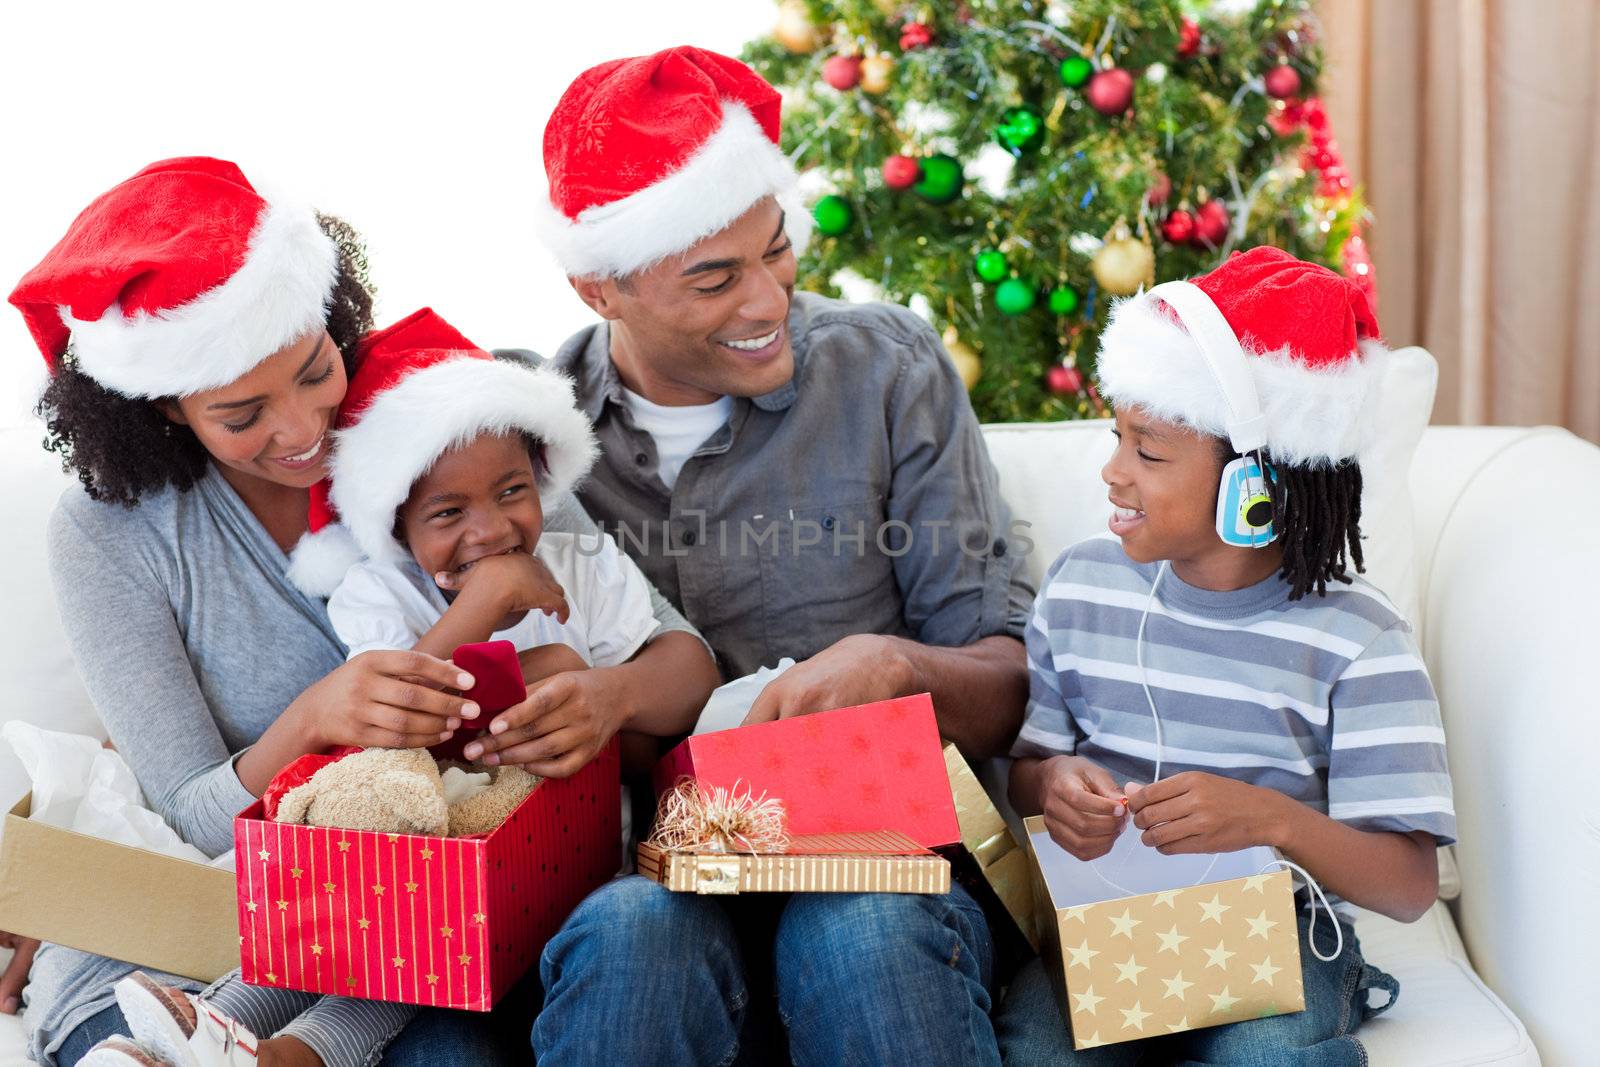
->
[434, 553, 570, 623]
[0, 932, 38, 1014]
[295, 650, 482, 750]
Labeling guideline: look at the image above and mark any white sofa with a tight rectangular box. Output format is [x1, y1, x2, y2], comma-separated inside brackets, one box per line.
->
[3, 401, 1593, 1064]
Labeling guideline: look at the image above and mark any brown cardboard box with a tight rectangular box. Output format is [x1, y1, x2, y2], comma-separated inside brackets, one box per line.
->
[0, 793, 238, 981]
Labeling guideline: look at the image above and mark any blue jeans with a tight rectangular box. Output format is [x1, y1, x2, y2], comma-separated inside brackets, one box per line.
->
[532, 874, 999, 1067]
[54, 1001, 515, 1067]
[995, 910, 1398, 1066]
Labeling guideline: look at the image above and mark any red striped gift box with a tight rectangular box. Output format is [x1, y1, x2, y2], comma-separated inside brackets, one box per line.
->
[233, 740, 619, 1010]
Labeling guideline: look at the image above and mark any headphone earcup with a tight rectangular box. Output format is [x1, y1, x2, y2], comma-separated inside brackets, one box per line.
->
[1216, 457, 1279, 547]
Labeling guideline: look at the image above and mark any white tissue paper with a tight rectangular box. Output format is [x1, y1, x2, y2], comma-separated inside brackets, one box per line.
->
[440, 766, 492, 806]
[1, 722, 235, 870]
[691, 658, 797, 735]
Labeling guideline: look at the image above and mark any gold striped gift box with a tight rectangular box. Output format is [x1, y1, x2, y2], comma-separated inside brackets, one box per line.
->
[636, 830, 952, 896]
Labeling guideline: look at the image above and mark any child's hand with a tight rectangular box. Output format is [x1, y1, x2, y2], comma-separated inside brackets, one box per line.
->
[1040, 755, 1128, 861]
[1125, 772, 1285, 855]
[463, 667, 627, 779]
[435, 552, 570, 623]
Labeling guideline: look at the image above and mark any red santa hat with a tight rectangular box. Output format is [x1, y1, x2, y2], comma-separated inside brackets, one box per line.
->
[535, 45, 812, 279]
[286, 308, 598, 597]
[1095, 246, 1390, 466]
[8, 157, 338, 399]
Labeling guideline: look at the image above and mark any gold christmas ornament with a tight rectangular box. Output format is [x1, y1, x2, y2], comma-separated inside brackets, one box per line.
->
[942, 325, 982, 391]
[860, 54, 896, 95]
[1091, 218, 1155, 297]
[774, 1, 819, 54]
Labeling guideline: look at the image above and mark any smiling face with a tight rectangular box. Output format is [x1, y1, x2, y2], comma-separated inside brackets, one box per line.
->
[397, 431, 543, 586]
[569, 197, 797, 405]
[159, 329, 345, 489]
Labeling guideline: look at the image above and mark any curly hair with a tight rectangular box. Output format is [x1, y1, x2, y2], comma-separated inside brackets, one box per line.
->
[1214, 438, 1365, 600]
[33, 213, 375, 507]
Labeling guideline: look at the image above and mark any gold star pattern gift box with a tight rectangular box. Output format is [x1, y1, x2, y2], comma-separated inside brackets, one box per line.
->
[233, 740, 620, 1011]
[1023, 815, 1305, 1050]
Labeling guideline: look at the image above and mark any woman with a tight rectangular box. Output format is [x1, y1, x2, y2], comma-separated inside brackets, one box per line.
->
[7, 158, 715, 1065]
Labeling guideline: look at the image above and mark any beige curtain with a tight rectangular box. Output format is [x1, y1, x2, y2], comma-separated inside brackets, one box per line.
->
[1318, 0, 1600, 441]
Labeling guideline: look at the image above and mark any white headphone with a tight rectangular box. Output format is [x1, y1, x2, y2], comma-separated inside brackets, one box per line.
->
[1145, 281, 1278, 549]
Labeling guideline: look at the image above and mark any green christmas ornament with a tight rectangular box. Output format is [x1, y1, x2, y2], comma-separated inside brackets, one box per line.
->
[912, 154, 964, 204]
[973, 250, 1008, 283]
[994, 106, 1043, 151]
[1059, 55, 1092, 88]
[1048, 285, 1081, 315]
[812, 195, 853, 236]
[994, 277, 1037, 315]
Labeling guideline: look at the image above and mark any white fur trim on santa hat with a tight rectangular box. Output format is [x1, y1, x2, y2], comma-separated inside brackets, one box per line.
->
[61, 192, 338, 399]
[329, 356, 599, 566]
[286, 522, 363, 599]
[1095, 292, 1391, 466]
[535, 102, 812, 279]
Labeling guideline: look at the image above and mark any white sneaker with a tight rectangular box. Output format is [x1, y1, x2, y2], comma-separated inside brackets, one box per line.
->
[108, 971, 261, 1067]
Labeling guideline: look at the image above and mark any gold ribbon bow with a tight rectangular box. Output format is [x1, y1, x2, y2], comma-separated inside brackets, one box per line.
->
[648, 778, 790, 854]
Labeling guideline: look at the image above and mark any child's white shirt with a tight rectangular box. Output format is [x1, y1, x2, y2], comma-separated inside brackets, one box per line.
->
[327, 530, 662, 665]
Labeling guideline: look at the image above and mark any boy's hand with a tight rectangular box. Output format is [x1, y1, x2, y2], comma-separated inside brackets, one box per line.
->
[1040, 755, 1128, 861]
[434, 552, 570, 623]
[1125, 772, 1286, 855]
[463, 668, 628, 779]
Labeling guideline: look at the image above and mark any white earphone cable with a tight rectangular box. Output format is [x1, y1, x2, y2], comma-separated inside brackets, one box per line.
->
[1135, 560, 1170, 784]
[1135, 557, 1343, 962]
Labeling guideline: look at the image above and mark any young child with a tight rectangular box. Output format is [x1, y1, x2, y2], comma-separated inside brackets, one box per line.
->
[84, 310, 719, 1067]
[288, 305, 720, 767]
[998, 248, 1455, 1066]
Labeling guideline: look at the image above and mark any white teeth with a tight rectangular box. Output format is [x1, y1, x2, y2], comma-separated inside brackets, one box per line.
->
[282, 437, 323, 463]
[1114, 507, 1145, 522]
[721, 328, 780, 351]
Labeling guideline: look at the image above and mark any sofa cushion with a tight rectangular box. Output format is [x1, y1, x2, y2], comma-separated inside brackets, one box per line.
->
[1354, 902, 1537, 1065]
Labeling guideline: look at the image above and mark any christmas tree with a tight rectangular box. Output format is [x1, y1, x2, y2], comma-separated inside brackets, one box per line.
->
[745, 0, 1371, 424]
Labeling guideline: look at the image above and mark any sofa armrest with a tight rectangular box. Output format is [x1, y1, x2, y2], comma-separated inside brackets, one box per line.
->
[1414, 426, 1600, 1063]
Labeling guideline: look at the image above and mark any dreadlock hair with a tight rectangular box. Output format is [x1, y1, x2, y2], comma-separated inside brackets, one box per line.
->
[34, 213, 375, 509]
[1214, 438, 1365, 601]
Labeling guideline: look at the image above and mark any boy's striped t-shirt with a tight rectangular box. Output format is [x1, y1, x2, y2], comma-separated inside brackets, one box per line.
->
[1013, 535, 1456, 848]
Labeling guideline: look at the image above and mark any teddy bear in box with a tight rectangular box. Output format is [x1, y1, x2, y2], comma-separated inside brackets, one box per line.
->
[273, 747, 539, 837]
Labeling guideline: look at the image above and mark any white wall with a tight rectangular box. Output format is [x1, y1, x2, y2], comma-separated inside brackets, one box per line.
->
[0, 0, 778, 425]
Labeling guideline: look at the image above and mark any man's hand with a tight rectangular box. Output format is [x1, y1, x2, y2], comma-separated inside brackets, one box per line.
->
[434, 553, 570, 623]
[1124, 772, 1286, 855]
[741, 634, 917, 726]
[464, 668, 628, 779]
[1039, 755, 1128, 860]
[0, 932, 37, 1014]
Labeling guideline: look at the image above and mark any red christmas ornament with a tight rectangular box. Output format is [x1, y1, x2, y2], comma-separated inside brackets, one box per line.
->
[822, 55, 862, 91]
[1177, 17, 1201, 59]
[1161, 210, 1195, 244]
[899, 21, 934, 51]
[1192, 199, 1230, 246]
[1046, 365, 1084, 396]
[1146, 172, 1172, 207]
[1265, 65, 1302, 100]
[1085, 68, 1135, 116]
[882, 154, 922, 190]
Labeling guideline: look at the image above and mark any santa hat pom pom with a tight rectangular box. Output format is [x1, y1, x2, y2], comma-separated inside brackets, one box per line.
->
[286, 522, 362, 598]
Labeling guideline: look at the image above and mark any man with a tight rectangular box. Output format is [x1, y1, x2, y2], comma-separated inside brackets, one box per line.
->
[488, 46, 1035, 1066]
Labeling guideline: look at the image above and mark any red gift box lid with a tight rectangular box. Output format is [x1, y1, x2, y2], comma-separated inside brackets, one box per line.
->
[654, 692, 960, 849]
